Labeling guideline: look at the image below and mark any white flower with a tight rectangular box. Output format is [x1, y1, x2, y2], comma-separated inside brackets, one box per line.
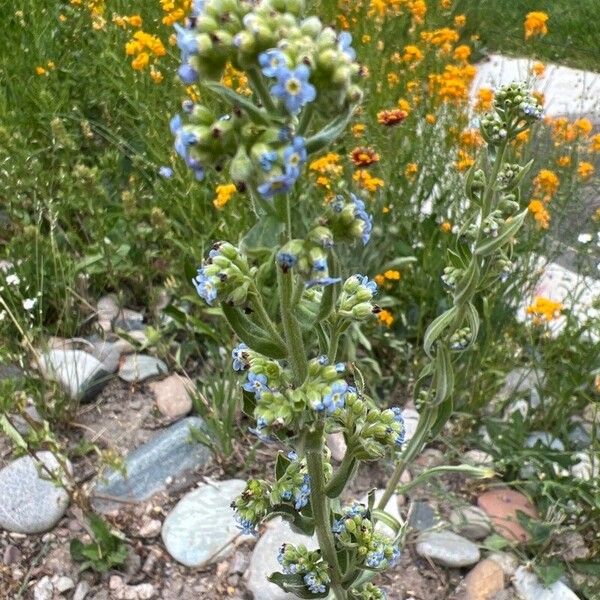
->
[6, 274, 20, 286]
[22, 298, 37, 311]
[577, 233, 592, 244]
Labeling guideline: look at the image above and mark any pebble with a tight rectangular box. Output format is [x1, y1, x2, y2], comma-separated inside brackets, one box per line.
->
[93, 417, 212, 512]
[246, 517, 318, 600]
[149, 375, 193, 419]
[408, 500, 440, 531]
[33, 576, 54, 600]
[464, 559, 505, 600]
[162, 479, 248, 567]
[477, 489, 538, 542]
[462, 450, 494, 466]
[514, 566, 579, 600]
[3, 544, 21, 565]
[449, 506, 492, 540]
[326, 432, 347, 462]
[568, 422, 591, 450]
[0, 452, 71, 534]
[138, 518, 162, 539]
[53, 575, 75, 593]
[401, 408, 420, 443]
[415, 531, 480, 567]
[88, 339, 124, 374]
[73, 581, 91, 600]
[555, 530, 590, 561]
[97, 295, 120, 323]
[570, 451, 599, 480]
[37, 349, 110, 401]
[495, 367, 544, 405]
[360, 489, 402, 538]
[525, 432, 565, 451]
[582, 403, 600, 426]
[119, 354, 168, 383]
[487, 552, 519, 577]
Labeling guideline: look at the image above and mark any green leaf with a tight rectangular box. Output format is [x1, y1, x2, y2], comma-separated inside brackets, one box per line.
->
[572, 560, 600, 576]
[465, 302, 480, 345]
[482, 533, 510, 551]
[69, 539, 86, 563]
[241, 216, 284, 254]
[0, 414, 28, 450]
[433, 343, 454, 405]
[423, 306, 458, 358]
[474, 209, 527, 257]
[268, 572, 329, 598]
[275, 452, 292, 480]
[305, 107, 356, 154]
[453, 259, 480, 306]
[535, 561, 565, 586]
[202, 81, 272, 126]
[372, 508, 402, 536]
[430, 396, 453, 438]
[242, 388, 256, 417]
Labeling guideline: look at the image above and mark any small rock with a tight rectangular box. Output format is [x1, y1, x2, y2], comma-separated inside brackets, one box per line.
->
[54, 575, 75, 593]
[73, 581, 91, 600]
[496, 368, 544, 404]
[491, 590, 517, 600]
[119, 355, 168, 383]
[97, 295, 120, 323]
[402, 408, 420, 443]
[570, 451, 599, 480]
[555, 530, 590, 561]
[138, 518, 162, 539]
[93, 417, 212, 512]
[162, 479, 248, 567]
[526, 432, 564, 451]
[360, 489, 402, 537]
[2, 544, 21, 565]
[89, 339, 124, 374]
[487, 552, 519, 577]
[246, 517, 317, 600]
[408, 501, 440, 531]
[568, 422, 591, 450]
[38, 349, 111, 401]
[327, 432, 347, 462]
[230, 550, 249, 574]
[477, 489, 538, 542]
[582, 403, 600, 425]
[514, 566, 579, 600]
[117, 583, 156, 600]
[463, 450, 494, 466]
[149, 375, 193, 419]
[33, 576, 54, 600]
[465, 559, 505, 600]
[416, 530, 480, 567]
[124, 549, 142, 577]
[449, 506, 492, 540]
[0, 452, 71, 534]
[0, 363, 24, 381]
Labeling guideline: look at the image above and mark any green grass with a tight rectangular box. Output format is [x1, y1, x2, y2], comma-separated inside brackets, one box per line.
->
[456, 0, 600, 71]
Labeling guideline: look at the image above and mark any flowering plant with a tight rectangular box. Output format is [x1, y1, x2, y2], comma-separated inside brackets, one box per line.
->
[166, 1, 542, 597]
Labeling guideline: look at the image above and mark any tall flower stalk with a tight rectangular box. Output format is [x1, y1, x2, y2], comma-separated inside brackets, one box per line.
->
[165, 1, 542, 597]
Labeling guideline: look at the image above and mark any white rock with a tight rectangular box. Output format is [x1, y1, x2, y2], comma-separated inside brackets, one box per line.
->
[326, 432, 347, 462]
[53, 575, 75, 593]
[488, 552, 519, 577]
[514, 565, 579, 600]
[360, 489, 402, 538]
[463, 450, 494, 466]
[401, 408, 420, 443]
[73, 581, 91, 600]
[119, 354, 168, 383]
[570, 452, 599, 480]
[97, 295, 120, 323]
[33, 576, 54, 600]
[416, 531, 480, 567]
[138, 518, 162, 538]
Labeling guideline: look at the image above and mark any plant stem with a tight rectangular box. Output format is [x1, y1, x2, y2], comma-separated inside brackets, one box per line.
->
[328, 321, 340, 363]
[247, 68, 277, 113]
[305, 425, 346, 600]
[249, 287, 286, 348]
[297, 104, 315, 136]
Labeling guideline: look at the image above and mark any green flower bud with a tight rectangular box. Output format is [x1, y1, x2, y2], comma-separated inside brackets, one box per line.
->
[230, 146, 254, 185]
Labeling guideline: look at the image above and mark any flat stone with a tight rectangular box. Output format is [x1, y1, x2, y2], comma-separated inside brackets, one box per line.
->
[162, 479, 247, 567]
[246, 517, 318, 600]
[93, 417, 212, 512]
[416, 531, 480, 567]
[138, 518, 162, 539]
[487, 552, 519, 577]
[465, 559, 505, 600]
[477, 489, 538, 543]
[514, 566, 579, 600]
[0, 452, 70, 534]
[73, 581, 91, 600]
[149, 375, 193, 419]
[408, 501, 440, 532]
[38, 349, 111, 401]
[119, 354, 168, 383]
[326, 432, 347, 462]
[33, 576, 53, 600]
[54, 575, 75, 593]
[449, 506, 492, 540]
[463, 450, 494, 466]
[88, 339, 124, 374]
[360, 489, 402, 538]
[97, 295, 120, 323]
[570, 451, 599, 480]
[402, 408, 419, 443]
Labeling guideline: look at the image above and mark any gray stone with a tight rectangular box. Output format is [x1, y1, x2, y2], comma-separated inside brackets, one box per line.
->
[402, 408, 420, 443]
[570, 451, 599, 480]
[93, 417, 212, 512]
[0, 363, 23, 381]
[73, 581, 91, 600]
[0, 452, 70, 534]
[449, 506, 491, 540]
[416, 531, 480, 567]
[97, 295, 120, 323]
[54, 575, 75, 593]
[487, 552, 519, 577]
[37, 349, 111, 401]
[33, 576, 53, 600]
[514, 566, 579, 600]
[326, 432, 347, 462]
[408, 501, 440, 531]
[526, 432, 564, 451]
[463, 450, 494, 466]
[89, 339, 124, 374]
[119, 355, 168, 383]
[568, 422, 591, 450]
[162, 479, 247, 567]
[497, 368, 544, 404]
[555, 531, 589, 561]
[246, 517, 318, 600]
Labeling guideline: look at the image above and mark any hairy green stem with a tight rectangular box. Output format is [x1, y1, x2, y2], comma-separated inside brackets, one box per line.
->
[305, 426, 346, 600]
[328, 322, 340, 363]
[247, 68, 277, 113]
[297, 104, 315, 136]
[325, 448, 356, 497]
[249, 287, 286, 348]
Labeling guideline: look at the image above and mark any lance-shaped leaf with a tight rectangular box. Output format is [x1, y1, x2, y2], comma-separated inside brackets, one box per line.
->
[265, 504, 315, 535]
[423, 306, 458, 358]
[268, 573, 329, 598]
[453, 259, 480, 306]
[202, 81, 272, 126]
[465, 302, 480, 346]
[433, 343, 454, 405]
[474, 209, 528, 257]
[305, 107, 356, 154]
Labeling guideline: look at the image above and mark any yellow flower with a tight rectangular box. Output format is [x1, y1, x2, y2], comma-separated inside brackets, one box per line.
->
[128, 15, 143, 27]
[578, 161, 594, 180]
[309, 153, 343, 176]
[352, 123, 366, 138]
[556, 156, 571, 168]
[186, 85, 200, 103]
[440, 0, 451, 8]
[455, 149, 474, 171]
[573, 118, 593, 137]
[362, 34, 371, 44]
[58, 14, 68, 22]
[377, 309, 394, 327]
[397, 98, 411, 113]
[213, 183, 237, 210]
[528, 199, 550, 229]
[409, 0, 427, 23]
[526, 296, 563, 322]
[590, 133, 600, 152]
[453, 44, 471, 62]
[150, 66, 163, 83]
[454, 14, 466, 27]
[384, 270, 401, 280]
[35, 66, 47, 76]
[421, 28, 459, 47]
[387, 72, 400, 87]
[531, 61, 545, 76]
[459, 129, 483, 148]
[374, 274, 385, 286]
[425, 113, 436, 124]
[131, 52, 150, 71]
[402, 45, 423, 63]
[533, 169, 559, 199]
[353, 169, 384, 193]
[524, 11, 549, 40]
[441, 221, 452, 232]
[405, 163, 418, 178]
[475, 87, 494, 112]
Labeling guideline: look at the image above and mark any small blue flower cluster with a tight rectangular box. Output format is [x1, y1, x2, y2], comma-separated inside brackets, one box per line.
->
[277, 543, 330, 595]
[328, 193, 374, 247]
[313, 381, 353, 414]
[257, 135, 307, 199]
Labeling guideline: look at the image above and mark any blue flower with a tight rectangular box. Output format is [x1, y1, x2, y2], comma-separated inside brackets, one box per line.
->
[158, 166, 173, 179]
[389, 545, 401, 566]
[352, 194, 373, 245]
[192, 268, 217, 304]
[366, 549, 385, 569]
[304, 572, 327, 594]
[287, 450, 298, 461]
[191, 0, 205, 16]
[313, 257, 327, 272]
[335, 362, 346, 373]
[271, 65, 316, 114]
[276, 251, 298, 270]
[305, 276, 342, 288]
[259, 150, 278, 172]
[338, 32, 356, 60]
[358, 275, 378, 295]
[178, 62, 198, 84]
[243, 371, 269, 399]
[174, 24, 198, 61]
[257, 170, 297, 198]
[259, 49, 288, 77]
[249, 416, 272, 442]
[283, 136, 307, 177]
[315, 381, 348, 413]
[234, 513, 257, 536]
[294, 474, 311, 510]
[231, 343, 249, 371]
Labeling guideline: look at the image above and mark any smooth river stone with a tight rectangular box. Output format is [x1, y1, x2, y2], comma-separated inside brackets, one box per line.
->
[93, 417, 212, 512]
[162, 479, 247, 567]
[0, 452, 70, 534]
[514, 566, 579, 600]
[416, 531, 480, 567]
[118, 354, 168, 383]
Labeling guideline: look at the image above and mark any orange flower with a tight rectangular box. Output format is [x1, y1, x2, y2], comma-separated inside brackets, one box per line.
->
[590, 133, 600, 152]
[377, 309, 394, 327]
[453, 44, 471, 62]
[455, 149, 474, 171]
[531, 61, 545, 76]
[213, 183, 237, 209]
[578, 161, 594, 180]
[350, 147, 380, 167]
[526, 296, 563, 322]
[475, 87, 494, 112]
[131, 52, 149, 70]
[454, 14, 466, 27]
[383, 270, 401, 280]
[353, 170, 384, 193]
[309, 153, 343, 177]
[405, 163, 418, 178]
[556, 156, 571, 168]
[524, 11, 549, 39]
[374, 274, 385, 286]
[377, 108, 408, 126]
[402, 45, 423, 63]
[35, 66, 47, 76]
[425, 113, 436, 124]
[533, 169, 559, 199]
[528, 199, 550, 229]
[352, 123, 366, 138]
[573, 118, 593, 137]
[441, 221, 452, 232]
[459, 129, 483, 147]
